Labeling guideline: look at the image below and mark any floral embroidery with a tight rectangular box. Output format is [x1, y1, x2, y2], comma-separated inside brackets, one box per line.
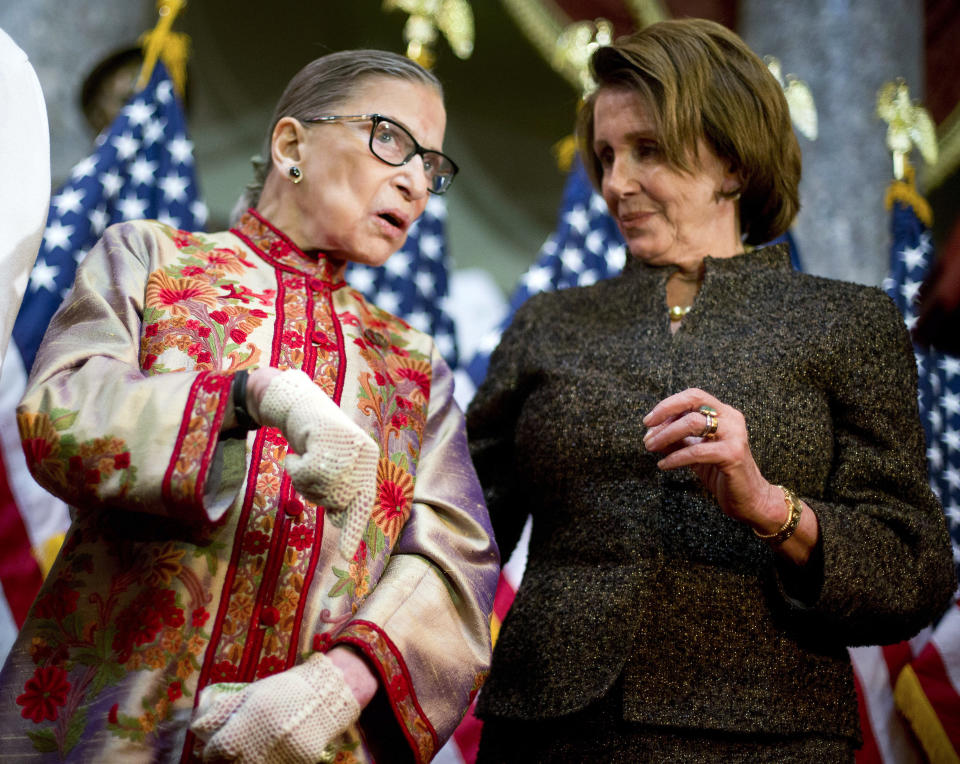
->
[145, 270, 220, 317]
[372, 459, 414, 545]
[16, 666, 70, 723]
[18, 411, 136, 506]
[332, 621, 438, 763]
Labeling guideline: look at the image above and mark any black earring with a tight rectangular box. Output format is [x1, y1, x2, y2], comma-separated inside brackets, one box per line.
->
[289, 166, 302, 184]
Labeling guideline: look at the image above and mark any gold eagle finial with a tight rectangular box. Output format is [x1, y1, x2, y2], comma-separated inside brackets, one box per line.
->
[383, 0, 475, 69]
[765, 56, 817, 141]
[553, 18, 614, 98]
[876, 79, 938, 180]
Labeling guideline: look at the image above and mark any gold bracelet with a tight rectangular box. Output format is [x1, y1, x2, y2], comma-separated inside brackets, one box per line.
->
[753, 485, 803, 545]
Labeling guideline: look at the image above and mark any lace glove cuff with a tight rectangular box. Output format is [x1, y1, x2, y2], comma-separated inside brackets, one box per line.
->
[191, 651, 360, 763]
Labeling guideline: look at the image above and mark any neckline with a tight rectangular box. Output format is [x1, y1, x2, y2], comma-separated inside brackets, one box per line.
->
[232, 208, 348, 285]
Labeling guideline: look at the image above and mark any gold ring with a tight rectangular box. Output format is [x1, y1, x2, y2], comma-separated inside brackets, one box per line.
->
[698, 406, 719, 439]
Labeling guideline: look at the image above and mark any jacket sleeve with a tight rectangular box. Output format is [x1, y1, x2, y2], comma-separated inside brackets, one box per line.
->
[779, 289, 956, 644]
[329, 347, 499, 763]
[17, 221, 246, 525]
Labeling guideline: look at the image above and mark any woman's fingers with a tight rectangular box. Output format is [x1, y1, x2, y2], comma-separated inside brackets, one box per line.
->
[642, 387, 723, 428]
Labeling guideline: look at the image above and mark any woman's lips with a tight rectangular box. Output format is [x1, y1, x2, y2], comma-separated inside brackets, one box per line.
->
[375, 210, 409, 237]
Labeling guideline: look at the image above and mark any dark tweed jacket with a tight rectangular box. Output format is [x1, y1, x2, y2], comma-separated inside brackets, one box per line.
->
[466, 245, 956, 743]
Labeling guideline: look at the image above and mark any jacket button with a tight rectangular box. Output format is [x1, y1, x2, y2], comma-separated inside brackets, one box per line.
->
[283, 498, 303, 517]
[260, 606, 280, 628]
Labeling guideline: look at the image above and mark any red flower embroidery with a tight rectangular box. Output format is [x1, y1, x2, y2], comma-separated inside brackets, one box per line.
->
[389, 345, 410, 357]
[312, 632, 332, 652]
[210, 310, 229, 325]
[396, 367, 430, 394]
[388, 674, 409, 702]
[143, 353, 158, 370]
[221, 284, 252, 303]
[197, 351, 212, 365]
[167, 681, 183, 702]
[114, 452, 130, 470]
[287, 525, 313, 551]
[230, 328, 248, 344]
[144, 323, 159, 337]
[16, 665, 70, 723]
[210, 661, 238, 682]
[256, 655, 285, 679]
[391, 413, 408, 428]
[378, 482, 407, 522]
[171, 230, 194, 248]
[180, 266, 205, 277]
[198, 326, 212, 338]
[186, 319, 201, 332]
[84, 469, 101, 485]
[282, 331, 304, 348]
[243, 530, 270, 556]
[34, 580, 80, 621]
[192, 607, 210, 628]
[250, 308, 269, 318]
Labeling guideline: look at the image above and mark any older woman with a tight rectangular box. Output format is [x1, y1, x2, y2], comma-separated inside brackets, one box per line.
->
[467, 19, 955, 762]
[1, 50, 498, 762]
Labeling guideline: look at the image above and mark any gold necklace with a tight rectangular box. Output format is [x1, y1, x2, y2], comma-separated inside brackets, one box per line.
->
[668, 305, 691, 321]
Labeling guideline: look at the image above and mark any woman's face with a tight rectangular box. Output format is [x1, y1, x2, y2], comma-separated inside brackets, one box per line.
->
[281, 76, 446, 266]
[592, 87, 741, 269]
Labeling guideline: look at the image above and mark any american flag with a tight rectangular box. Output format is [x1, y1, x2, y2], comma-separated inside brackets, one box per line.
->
[347, 194, 460, 370]
[0, 60, 206, 662]
[849, 178, 960, 763]
[463, 159, 627, 389]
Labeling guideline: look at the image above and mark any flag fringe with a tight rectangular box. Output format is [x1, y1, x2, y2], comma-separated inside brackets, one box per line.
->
[884, 163, 933, 228]
[894, 664, 960, 764]
[136, 0, 190, 98]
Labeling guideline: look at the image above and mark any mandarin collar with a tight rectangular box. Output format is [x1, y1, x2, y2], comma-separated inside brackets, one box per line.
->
[232, 208, 348, 285]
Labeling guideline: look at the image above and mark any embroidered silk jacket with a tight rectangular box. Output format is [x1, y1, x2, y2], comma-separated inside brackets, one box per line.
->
[467, 245, 955, 746]
[0, 210, 498, 762]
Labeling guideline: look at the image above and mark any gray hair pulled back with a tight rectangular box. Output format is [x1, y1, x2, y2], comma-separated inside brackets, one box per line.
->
[242, 49, 442, 210]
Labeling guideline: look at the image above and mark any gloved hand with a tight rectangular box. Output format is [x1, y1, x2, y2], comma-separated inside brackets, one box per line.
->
[254, 369, 378, 560]
[190, 651, 360, 763]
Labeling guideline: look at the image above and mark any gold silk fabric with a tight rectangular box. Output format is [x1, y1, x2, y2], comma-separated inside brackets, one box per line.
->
[0, 210, 498, 762]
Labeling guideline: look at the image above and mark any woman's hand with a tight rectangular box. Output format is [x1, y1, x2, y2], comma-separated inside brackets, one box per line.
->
[642, 388, 818, 564]
[191, 647, 373, 762]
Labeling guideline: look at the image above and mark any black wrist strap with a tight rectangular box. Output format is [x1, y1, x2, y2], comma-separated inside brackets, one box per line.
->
[224, 370, 258, 438]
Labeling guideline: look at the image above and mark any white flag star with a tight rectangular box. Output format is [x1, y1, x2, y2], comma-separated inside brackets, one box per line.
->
[940, 356, 960, 380]
[71, 155, 98, 180]
[112, 132, 139, 160]
[100, 170, 123, 198]
[168, 136, 193, 164]
[129, 157, 158, 185]
[143, 117, 166, 145]
[522, 264, 553, 294]
[160, 174, 189, 202]
[348, 268, 375, 294]
[561, 246, 583, 272]
[608, 244, 627, 271]
[425, 195, 446, 219]
[418, 233, 442, 259]
[88, 207, 109, 235]
[52, 187, 85, 216]
[123, 100, 154, 126]
[942, 391, 960, 417]
[29, 258, 60, 292]
[43, 220, 74, 251]
[376, 290, 401, 314]
[118, 194, 148, 220]
[899, 279, 921, 304]
[900, 243, 929, 272]
[414, 270, 436, 296]
[564, 206, 589, 234]
[385, 251, 411, 276]
[406, 310, 431, 332]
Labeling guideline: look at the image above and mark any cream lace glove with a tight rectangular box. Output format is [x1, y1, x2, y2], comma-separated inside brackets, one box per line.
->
[190, 652, 360, 763]
[255, 369, 378, 560]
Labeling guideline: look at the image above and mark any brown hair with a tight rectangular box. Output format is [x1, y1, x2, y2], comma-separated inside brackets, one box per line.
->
[244, 50, 442, 207]
[576, 19, 801, 245]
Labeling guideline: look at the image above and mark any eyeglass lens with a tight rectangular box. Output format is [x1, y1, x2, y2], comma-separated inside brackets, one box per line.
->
[370, 119, 454, 193]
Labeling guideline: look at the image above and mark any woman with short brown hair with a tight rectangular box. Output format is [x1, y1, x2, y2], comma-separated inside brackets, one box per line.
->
[469, 18, 954, 761]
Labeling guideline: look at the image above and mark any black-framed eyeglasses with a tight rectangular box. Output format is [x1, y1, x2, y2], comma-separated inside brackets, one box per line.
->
[302, 113, 458, 195]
